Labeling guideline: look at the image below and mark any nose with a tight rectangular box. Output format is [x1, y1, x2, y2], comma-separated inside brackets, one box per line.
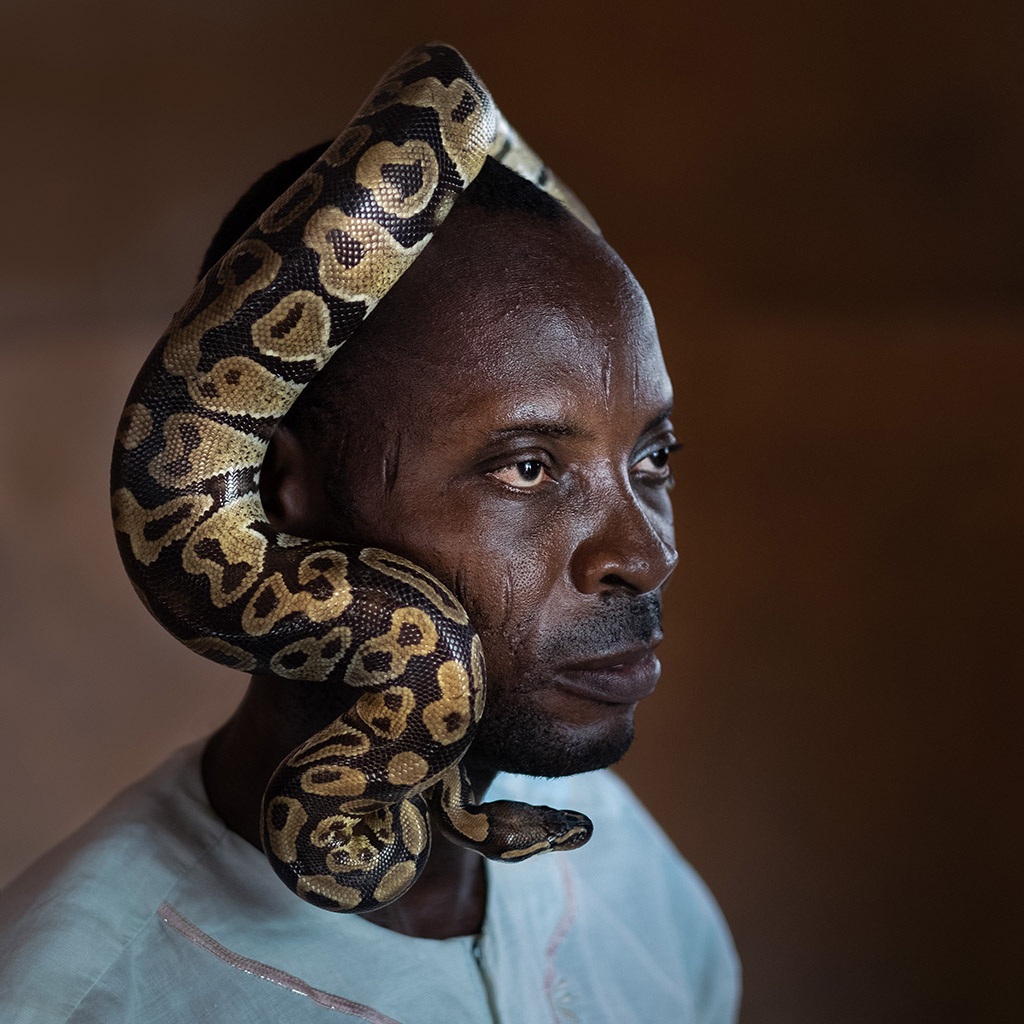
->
[569, 482, 678, 597]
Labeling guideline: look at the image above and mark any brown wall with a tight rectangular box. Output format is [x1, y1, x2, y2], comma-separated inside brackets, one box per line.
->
[1, 2, 1020, 1021]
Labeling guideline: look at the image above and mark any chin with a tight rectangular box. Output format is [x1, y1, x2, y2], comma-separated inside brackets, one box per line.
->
[465, 700, 636, 778]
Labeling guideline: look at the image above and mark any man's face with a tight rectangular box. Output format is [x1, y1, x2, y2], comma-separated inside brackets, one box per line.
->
[287, 203, 678, 777]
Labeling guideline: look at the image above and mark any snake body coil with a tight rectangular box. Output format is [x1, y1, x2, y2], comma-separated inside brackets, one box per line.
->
[111, 44, 594, 912]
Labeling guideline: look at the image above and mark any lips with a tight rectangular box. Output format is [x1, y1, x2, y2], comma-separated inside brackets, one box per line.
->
[555, 644, 662, 705]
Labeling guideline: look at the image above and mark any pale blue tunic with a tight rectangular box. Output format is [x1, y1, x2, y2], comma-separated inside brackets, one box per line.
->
[0, 744, 740, 1023]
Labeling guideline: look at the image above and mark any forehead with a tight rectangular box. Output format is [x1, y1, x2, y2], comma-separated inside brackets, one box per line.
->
[342, 205, 671, 426]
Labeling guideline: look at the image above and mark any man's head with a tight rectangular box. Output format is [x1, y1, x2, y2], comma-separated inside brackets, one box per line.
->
[215, 154, 679, 778]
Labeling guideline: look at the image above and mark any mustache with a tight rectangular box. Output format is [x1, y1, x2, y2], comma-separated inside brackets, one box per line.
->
[538, 592, 663, 665]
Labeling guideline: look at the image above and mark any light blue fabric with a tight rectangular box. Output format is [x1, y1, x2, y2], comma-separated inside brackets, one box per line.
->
[0, 744, 740, 1023]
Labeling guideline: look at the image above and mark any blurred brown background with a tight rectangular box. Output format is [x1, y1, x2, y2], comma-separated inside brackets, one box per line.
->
[1, 1, 1020, 1021]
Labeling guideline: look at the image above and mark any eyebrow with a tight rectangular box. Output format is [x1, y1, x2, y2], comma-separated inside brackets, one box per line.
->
[485, 404, 674, 443]
[641, 405, 675, 435]
[488, 421, 580, 440]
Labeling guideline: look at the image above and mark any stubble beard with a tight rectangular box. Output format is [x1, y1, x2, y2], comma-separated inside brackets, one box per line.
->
[461, 594, 663, 779]
[463, 684, 637, 779]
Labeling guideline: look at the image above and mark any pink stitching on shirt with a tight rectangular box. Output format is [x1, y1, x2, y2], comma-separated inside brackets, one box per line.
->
[543, 858, 578, 1023]
[157, 902, 405, 1023]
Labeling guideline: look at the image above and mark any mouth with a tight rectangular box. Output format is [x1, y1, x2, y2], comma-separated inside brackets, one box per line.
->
[555, 642, 662, 706]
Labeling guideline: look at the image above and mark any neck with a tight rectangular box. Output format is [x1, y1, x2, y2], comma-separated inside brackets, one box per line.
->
[202, 676, 497, 939]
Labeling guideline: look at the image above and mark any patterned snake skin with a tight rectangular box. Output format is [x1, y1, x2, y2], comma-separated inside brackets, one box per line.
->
[111, 44, 596, 912]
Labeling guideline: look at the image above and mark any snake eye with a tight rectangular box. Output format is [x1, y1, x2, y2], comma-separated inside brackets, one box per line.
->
[489, 459, 551, 489]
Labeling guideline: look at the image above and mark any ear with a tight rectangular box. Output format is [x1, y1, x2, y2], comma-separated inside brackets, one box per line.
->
[259, 423, 333, 538]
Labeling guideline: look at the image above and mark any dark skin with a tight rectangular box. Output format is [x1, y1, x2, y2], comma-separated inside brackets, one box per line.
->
[203, 201, 678, 939]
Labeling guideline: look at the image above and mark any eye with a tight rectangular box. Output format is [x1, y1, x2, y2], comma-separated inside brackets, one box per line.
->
[489, 459, 552, 490]
[632, 445, 678, 482]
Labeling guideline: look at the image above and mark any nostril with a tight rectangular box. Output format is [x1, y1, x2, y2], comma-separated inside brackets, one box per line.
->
[599, 572, 640, 593]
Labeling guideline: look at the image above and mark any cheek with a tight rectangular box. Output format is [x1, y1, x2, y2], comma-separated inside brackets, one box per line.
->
[448, 541, 550, 636]
[389, 484, 560, 606]
[653, 493, 675, 546]
[353, 474, 575, 671]
[453, 534, 577, 696]
[402, 515, 559, 672]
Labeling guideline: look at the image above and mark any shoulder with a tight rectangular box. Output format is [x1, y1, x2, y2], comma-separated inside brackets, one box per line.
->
[491, 769, 742, 1023]
[0, 744, 230, 1024]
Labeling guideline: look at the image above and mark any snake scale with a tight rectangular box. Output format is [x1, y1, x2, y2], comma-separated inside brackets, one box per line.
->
[111, 43, 596, 912]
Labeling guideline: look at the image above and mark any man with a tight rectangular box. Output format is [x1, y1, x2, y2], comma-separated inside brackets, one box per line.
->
[0, 48, 739, 1022]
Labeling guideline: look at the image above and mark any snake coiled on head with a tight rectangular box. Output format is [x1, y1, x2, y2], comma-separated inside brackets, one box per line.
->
[111, 44, 596, 912]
